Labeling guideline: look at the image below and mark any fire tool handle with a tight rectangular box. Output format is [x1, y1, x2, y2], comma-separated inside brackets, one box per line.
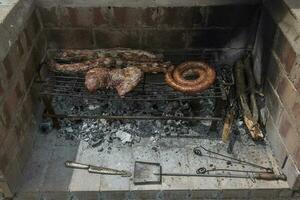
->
[255, 173, 287, 181]
[65, 161, 89, 169]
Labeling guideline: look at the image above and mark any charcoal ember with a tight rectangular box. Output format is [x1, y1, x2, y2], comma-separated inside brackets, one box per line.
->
[88, 104, 100, 110]
[188, 129, 200, 136]
[180, 127, 189, 135]
[180, 102, 191, 110]
[164, 101, 180, 114]
[115, 130, 133, 144]
[155, 120, 163, 128]
[150, 135, 160, 143]
[65, 133, 75, 140]
[66, 127, 74, 133]
[136, 121, 157, 136]
[90, 138, 104, 147]
[174, 111, 184, 117]
[200, 119, 212, 127]
[99, 119, 108, 125]
[52, 81, 219, 147]
[163, 125, 172, 135]
[123, 123, 133, 130]
[166, 120, 173, 125]
[170, 131, 177, 137]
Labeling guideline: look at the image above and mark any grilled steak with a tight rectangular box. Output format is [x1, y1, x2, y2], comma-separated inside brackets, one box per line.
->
[109, 67, 143, 96]
[85, 67, 143, 97]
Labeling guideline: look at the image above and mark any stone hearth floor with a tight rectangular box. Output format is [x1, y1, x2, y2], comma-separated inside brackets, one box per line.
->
[15, 130, 295, 200]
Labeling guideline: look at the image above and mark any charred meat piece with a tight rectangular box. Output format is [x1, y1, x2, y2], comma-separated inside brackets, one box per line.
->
[48, 49, 167, 74]
[85, 68, 111, 92]
[109, 67, 143, 96]
[112, 49, 163, 62]
[126, 61, 172, 73]
[53, 49, 99, 63]
[52, 48, 163, 63]
[48, 57, 114, 74]
[85, 67, 143, 97]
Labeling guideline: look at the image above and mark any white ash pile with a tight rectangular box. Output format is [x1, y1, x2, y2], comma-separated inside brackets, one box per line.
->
[52, 93, 218, 148]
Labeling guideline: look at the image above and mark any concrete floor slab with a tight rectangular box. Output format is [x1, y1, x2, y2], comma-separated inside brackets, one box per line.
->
[17, 130, 291, 199]
[19, 146, 52, 192]
[41, 146, 78, 191]
[69, 142, 101, 192]
[160, 147, 191, 190]
[99, 145, 133, 191]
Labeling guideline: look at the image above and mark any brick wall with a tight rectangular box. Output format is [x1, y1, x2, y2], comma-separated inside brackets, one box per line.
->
[0, 0, 46, 197]
[37, 2, 260, 60]
[258, 0, 300, 190]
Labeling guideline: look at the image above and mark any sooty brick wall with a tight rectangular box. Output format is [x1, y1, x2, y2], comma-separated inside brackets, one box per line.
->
[261, 0, 300, 190]
[0, 0, 46, 197]
[37, 4, 260, 51]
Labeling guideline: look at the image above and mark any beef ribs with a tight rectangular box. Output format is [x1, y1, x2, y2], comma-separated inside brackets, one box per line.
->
[48, 49, 169, 74]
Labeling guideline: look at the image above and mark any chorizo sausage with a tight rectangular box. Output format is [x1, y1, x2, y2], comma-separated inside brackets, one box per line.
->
[165, 61, 216, 94]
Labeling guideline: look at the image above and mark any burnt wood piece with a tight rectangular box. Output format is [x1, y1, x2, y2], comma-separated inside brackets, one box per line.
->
[234, 55, 264, 141]
[222, 108, 235, 143]
[244, 55, 259, 123]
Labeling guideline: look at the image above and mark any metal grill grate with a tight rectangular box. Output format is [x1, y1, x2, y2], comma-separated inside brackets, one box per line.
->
[37, 50, 235, 125]
[39, 73, 228, 101]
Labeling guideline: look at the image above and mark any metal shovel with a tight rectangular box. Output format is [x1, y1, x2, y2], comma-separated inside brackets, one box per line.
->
[133, 161, 286, 185]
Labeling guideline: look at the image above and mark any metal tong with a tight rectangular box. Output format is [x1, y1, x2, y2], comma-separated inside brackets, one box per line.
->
[192, 146, 287, 182]
[193, 145, 273, 173]
[65, 161, 132, 177]
[154, 172, 286, 181]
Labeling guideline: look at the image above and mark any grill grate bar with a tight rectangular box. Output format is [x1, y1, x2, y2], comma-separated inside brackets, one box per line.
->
[38, 50, 235, 122]
[39, 72, 229, 101]
[45, 113, 223, 121]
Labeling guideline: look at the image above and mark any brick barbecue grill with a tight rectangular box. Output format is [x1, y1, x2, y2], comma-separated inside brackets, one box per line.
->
[1, 0, 300, 199]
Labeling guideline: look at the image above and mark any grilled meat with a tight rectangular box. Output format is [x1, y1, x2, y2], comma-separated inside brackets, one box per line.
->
[48, 57, 113, 74]
[85, 67, 143, 97]
[85, 68, 111, 93]
[126, 61, 171, 73]
[165, 61, 216, 94]
[49, 49, 168, 74]
[109, 67, 143, 96]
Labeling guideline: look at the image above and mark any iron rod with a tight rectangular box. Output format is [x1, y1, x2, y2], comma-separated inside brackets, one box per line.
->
[155, 173, 250, 178]
[204, 169, 271, 174]
[45, 114, 223, 121]
[197, 146, 272, 171]
[39, 92, 225, 101]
